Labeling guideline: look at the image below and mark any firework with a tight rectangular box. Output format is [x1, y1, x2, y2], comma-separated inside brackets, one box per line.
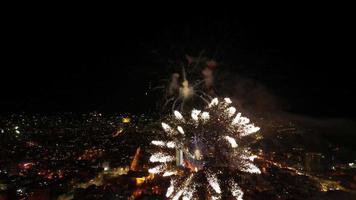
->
[149, 98, 261, 199]
[163, 67, 211, 113]
[155, 55, 218, 113]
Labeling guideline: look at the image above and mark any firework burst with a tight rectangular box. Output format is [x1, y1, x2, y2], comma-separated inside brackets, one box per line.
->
[149, 98, 261, 199]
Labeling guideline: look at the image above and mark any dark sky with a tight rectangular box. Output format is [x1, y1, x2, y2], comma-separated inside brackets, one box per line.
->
[1, 12, 355, 117]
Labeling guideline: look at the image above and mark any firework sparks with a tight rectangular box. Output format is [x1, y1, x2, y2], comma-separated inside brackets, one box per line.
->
[166, 179, 176, 198]
[149, 152, 174, 163]
[163, 171, 177, 177]
[150, 98, 261, 199]
[148, 164, 166, 174]
[224, 135, 238, 148]
[206, 171, 221, 194]
[161, 59, 217, 113]
[229, 179, 244, 200]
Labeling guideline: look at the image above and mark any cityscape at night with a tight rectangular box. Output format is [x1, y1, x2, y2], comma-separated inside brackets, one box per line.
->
[1, 10, 355, 200]
[0, 111, 355, 199]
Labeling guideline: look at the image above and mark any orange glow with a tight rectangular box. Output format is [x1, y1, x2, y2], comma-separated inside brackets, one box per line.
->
[130, 147, 141, 171]
[122, 117, 131, 123]
[135, 173, 154, 186]
[184, 160, 198, 172]
[112, 127, 124, 137]
[152, 186, 162, 194]
[136, 177, 145, 185]
[132, 188, 143, 198]
[78, 148, 103, 161]
[147, 173, 154, 180]
[18, 162, 34, 170]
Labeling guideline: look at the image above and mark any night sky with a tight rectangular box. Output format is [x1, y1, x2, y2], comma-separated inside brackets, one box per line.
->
[2, 12, 355, 118]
